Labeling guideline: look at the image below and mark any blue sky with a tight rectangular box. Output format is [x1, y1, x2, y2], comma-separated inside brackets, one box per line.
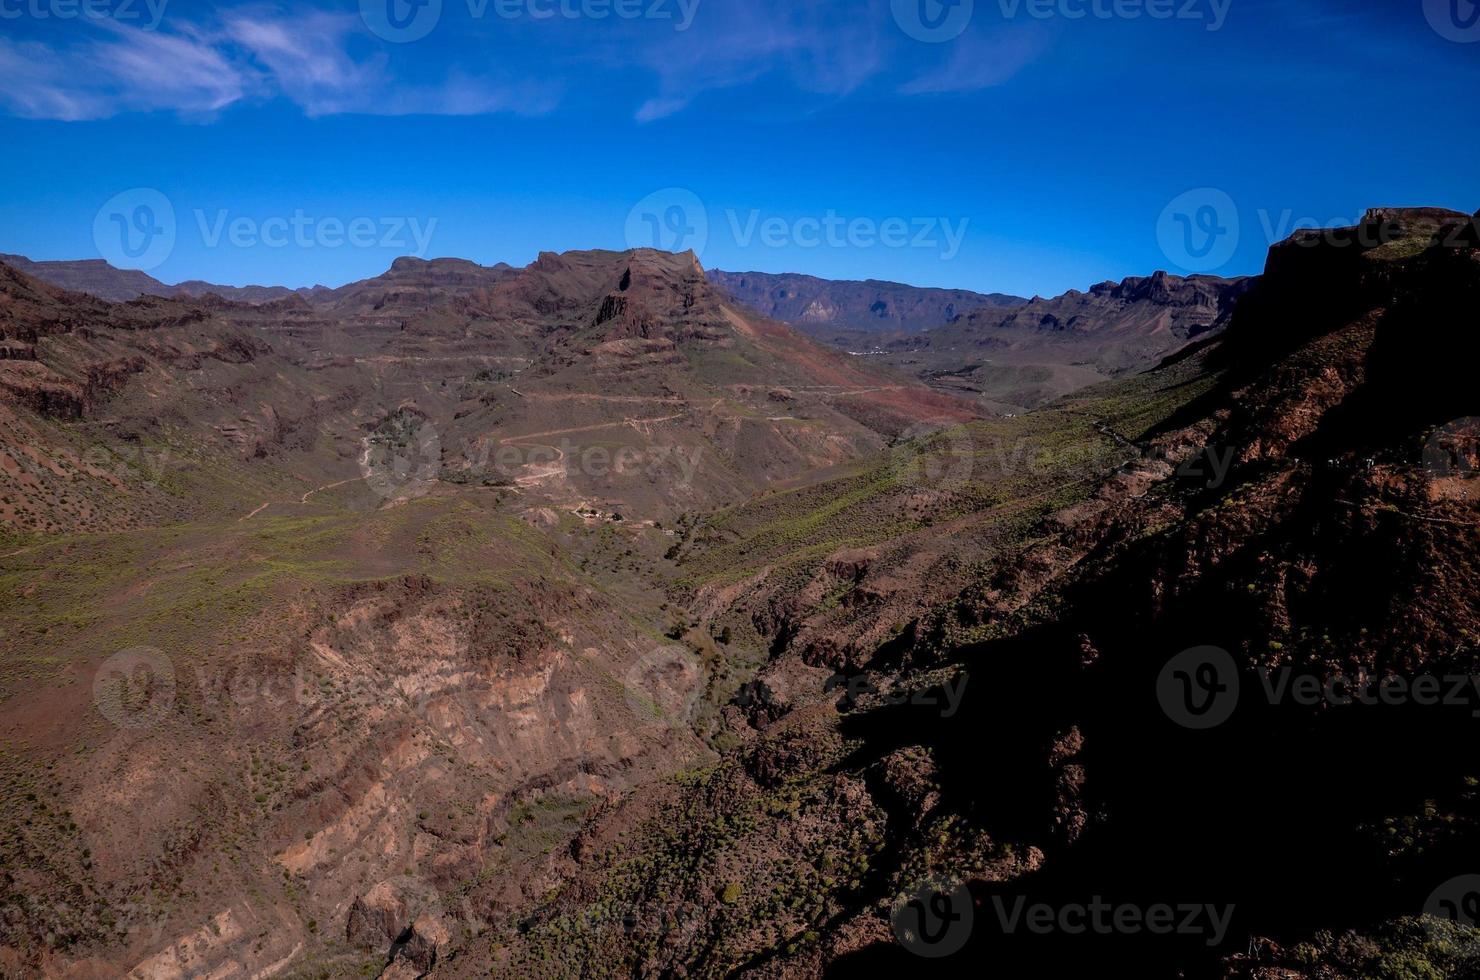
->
[0, 0, 1476, 297]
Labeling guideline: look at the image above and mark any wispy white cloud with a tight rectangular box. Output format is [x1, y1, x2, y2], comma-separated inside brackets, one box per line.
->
[0, 38, 113, 121]
[361, 69, 561, 118]
[628, 0, 1054, 121]
[0, 21, 246, 121]
[223, 9, 383, 116]
[0, 5, 561, 122]
[630, 0, 891, 122]
[898, 26, 1052, 95]
[0, 0, 1053, 125]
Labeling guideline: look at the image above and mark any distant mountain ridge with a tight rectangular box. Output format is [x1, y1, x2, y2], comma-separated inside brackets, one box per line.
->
[776, 269, 1253, 412]
[0, 252, 520, 310]
[706, 268, 1026, 340]
[0, 253, 306, 305]
[0, 245, 976, 532]
[2, 249, 1248, 414]
[928, 269, 1252, 350]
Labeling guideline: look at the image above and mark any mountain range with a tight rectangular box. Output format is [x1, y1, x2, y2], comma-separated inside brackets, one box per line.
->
[0, 253, 307, 305]
[704, 269, 1026, 339]
[1, 206, 1477, 979]
[861, 270, 1253, 411]
[5, 253, 1251, 414]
